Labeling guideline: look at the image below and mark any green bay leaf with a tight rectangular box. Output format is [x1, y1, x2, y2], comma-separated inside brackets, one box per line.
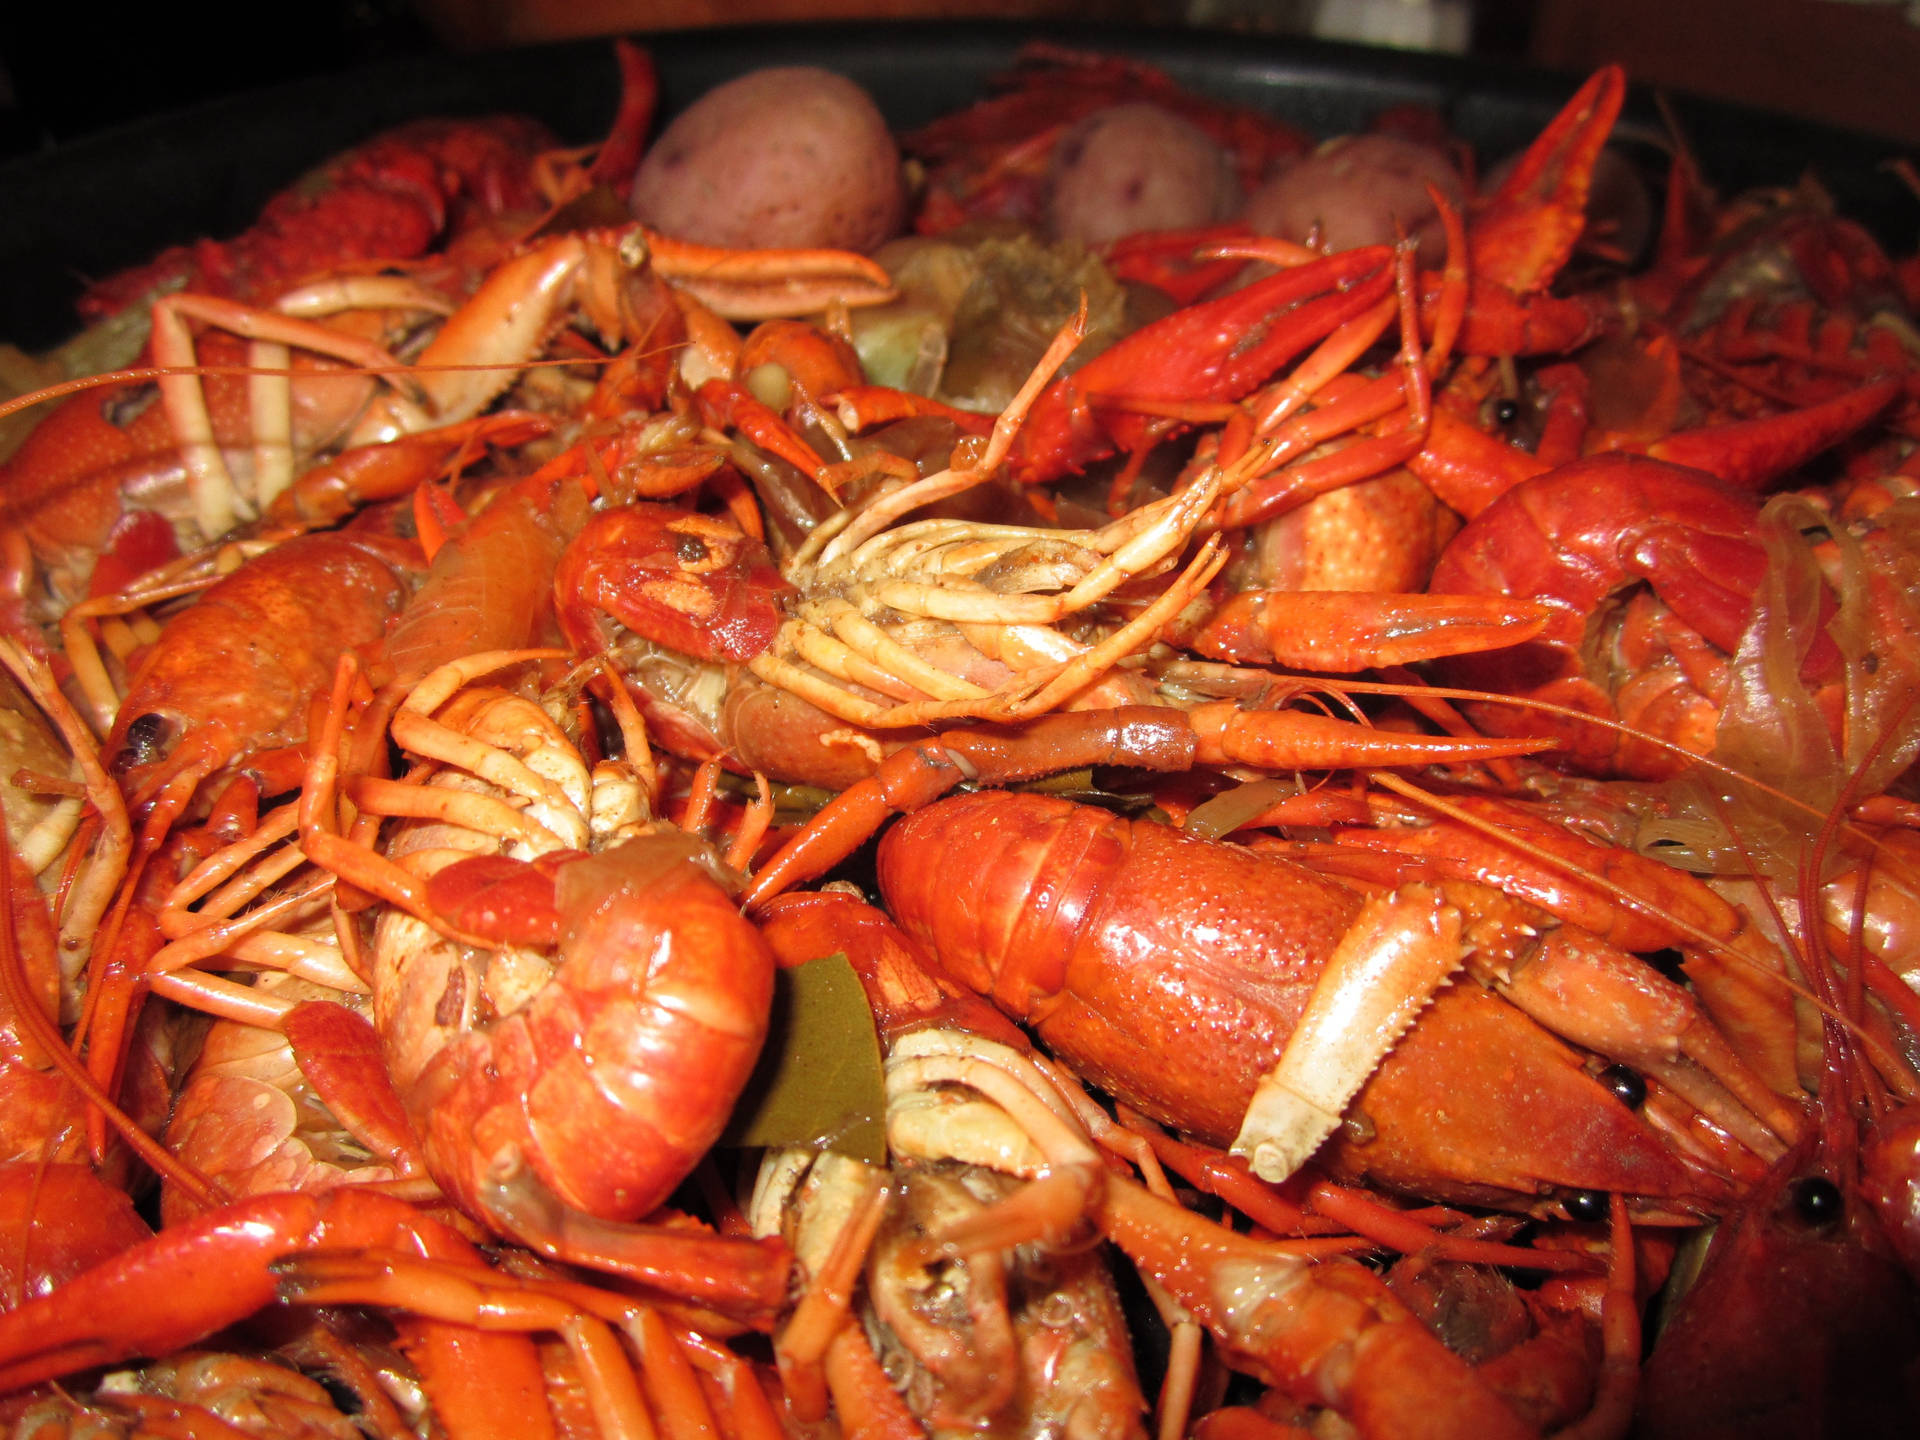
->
[719, 952, 887, 1164]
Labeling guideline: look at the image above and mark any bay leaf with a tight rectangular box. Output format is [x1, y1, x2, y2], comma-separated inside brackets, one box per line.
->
[720, 952, 887, 1164]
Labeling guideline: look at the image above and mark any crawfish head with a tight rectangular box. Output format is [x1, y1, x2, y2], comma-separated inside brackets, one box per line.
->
[108, 710, 173, 778]
[864, 1163, 1145, 1434]
[104, 531, 421, 828]
[1640, 1142, 1920, 1438]
[554, 503, 792, 664]
[1674, 200, 1907, 335]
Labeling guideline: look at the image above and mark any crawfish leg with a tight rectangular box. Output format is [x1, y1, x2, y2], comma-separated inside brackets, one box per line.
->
[1101, 1179, 1536, 1440]
[743, 702, 1549, 910]
[742, 709, 1200, 909]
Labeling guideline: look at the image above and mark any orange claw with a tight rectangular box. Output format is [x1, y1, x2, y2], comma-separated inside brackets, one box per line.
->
[1471, 66, 1628, 297]
[585, 40, 657, 191]
[267, 412, 552, 528]
[1184, 699, 1550, 771]
[643, 229, 896, 318]
[1645, 374, 1901, 488]
[1494, 927, 1803, 1157]
[695, 376, 836, 487]
[1403, 66, 1629, 361]
[1410, 359, 1895, 526]
[0, 1188, 555, 1429]
[1006, 245, 1397, 485]
[1104, 222, 1260, 304]
[1202, 238, 1437, 532]
[1325, 794, 1742, 955]
[692, 320, 874, 496]
[829, 383, 999, 436]
[1180, 591, 1552, 671]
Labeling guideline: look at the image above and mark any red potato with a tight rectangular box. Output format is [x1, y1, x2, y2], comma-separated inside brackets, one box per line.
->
[1242, 133, 1465, 267]
[629, 65, 907, 253]
[1047, 102, 1241, 246]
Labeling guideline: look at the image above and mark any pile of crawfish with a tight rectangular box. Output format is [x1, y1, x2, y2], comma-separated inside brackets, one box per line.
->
[0, 38, 1917, 1440]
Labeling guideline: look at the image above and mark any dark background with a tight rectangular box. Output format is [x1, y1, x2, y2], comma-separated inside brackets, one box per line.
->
[0, 2, 439, 159]
[0, 1, 1912, 349]
[5, 1, 1917, 160]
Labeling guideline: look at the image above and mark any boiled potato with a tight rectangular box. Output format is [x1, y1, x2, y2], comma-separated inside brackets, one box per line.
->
[1047, 103, 1240, 246]
[630, 66, 906, 252]
[1242, 134, 1465, 266]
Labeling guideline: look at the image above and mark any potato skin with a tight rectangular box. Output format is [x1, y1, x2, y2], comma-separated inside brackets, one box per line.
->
[1047, 103, 1240, 246]
[629, 66, 906, 252]
[1241, 134, 1465, 267]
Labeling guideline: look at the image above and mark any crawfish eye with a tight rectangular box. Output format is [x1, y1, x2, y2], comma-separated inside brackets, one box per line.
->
[1791, 1176, 1843, 1225]
[675, 532, 712, 566]
[1598, 1063, 1646, 1110]
[112, 712, 171, 773]
[103, 382, 159, 428]
[1562, 1189, 1609, 1222]
[1493, 398, 1521, 425]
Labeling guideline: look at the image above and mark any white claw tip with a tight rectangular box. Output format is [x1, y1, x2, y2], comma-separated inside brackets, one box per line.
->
[1232, 1087, 1345, 1184]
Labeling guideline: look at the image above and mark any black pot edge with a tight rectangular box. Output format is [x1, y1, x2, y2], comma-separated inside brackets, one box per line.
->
[0, 20, 1910, 349]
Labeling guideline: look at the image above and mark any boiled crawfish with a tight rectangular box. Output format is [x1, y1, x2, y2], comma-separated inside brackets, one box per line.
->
[0, 43, 1917, 1440]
